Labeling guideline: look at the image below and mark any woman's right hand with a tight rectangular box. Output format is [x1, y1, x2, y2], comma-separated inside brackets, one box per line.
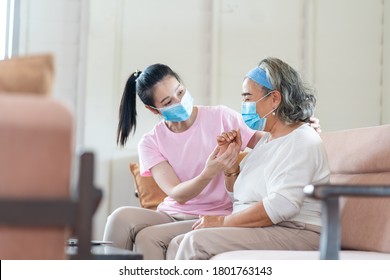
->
[202, 141, 240, 180]
[216, 130, 239, 155]
[203, 130, 242, 179]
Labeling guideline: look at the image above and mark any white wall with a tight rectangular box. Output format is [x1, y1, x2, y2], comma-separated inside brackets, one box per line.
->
[313, 0, 383, 130]
[211, 0, 387, 131]
[18, 0, 82, 111]
[210, 0, 308, 112]
[118, 0, 212, 148]
[16, 0, 390, 239]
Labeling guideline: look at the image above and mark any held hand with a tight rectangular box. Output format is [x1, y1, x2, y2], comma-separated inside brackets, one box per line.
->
[217, 130, 238, 145]
[218, 130, 242, 172]
[192, 215, 225, 230]
[203, 143, 240, 179]
[216, 130, 238, 154]
[234, 129, 242, 150]
[216, 129, 242, 155]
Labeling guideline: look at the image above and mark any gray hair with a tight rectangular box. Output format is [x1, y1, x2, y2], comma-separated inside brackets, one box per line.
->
[259, 57, 316, 124]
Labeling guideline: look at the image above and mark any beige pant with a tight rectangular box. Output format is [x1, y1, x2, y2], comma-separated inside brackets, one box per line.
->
[102, 206, 197, 260]
[167, 221, 321, 260]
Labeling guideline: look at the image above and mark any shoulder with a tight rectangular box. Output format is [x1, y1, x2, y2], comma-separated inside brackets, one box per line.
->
[293, 124, 321, 140]
[138, 122, 165, 150]
[288, 124, 324, 151]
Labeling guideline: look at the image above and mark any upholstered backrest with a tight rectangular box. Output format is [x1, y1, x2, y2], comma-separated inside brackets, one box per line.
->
[0, 54, 54, 96]
[0, 94, 74, 259]
[321, 125, 390, 253]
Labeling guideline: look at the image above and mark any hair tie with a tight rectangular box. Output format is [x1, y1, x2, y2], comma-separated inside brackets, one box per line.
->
[134, 69, 141, 78]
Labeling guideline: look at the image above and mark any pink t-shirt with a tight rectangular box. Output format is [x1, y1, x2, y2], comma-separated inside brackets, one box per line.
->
[138, 105, 256, 216]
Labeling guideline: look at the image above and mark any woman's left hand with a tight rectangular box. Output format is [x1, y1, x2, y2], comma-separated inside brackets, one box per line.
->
[192, 215, 225, 230]
[309, 117, 321, 133]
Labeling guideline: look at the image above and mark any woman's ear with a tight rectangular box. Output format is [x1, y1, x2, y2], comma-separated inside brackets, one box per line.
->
[145, 105, 160, 115]
[271, 91, 282, 107]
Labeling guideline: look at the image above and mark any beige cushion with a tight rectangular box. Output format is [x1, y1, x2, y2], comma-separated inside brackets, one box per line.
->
[0, 54, 54, 95]
[129, 163, 167, 210]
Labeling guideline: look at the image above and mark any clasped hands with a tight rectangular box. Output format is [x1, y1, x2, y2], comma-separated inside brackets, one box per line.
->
[203, 129, 242, 179]
[195, 129, 242, 230]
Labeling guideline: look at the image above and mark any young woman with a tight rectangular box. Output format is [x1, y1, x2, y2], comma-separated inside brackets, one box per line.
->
[103, 64, 259, 259]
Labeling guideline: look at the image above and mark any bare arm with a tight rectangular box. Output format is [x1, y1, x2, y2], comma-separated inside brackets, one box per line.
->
[151, 144, 239, 204]
[151, 161, 213, 204]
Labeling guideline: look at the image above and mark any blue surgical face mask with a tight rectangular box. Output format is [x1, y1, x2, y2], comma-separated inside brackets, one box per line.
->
[158, 90, 194, 122]
[241, 92, 274, 131]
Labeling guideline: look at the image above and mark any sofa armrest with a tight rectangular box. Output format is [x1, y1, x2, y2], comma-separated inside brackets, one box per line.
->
[303, 184, 390, 260]
[0, 152, 103, 259]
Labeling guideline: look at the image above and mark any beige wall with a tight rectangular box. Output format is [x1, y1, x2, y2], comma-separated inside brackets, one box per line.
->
[17, 0, 390, 239]
[313, 0, 383, 130]
[383, 0, 390, 124]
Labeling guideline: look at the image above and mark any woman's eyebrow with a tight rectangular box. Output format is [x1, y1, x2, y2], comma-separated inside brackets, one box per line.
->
[174, 83, 182, 93]
[159, 84, 181, 104]
[160, 96, 170, 104]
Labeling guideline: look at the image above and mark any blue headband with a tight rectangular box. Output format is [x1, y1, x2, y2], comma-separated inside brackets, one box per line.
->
[245, 67, 273, 90]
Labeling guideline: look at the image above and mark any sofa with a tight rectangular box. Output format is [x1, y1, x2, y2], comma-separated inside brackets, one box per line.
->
[0, 54, 102, 259]
[129, 124, 390, 260]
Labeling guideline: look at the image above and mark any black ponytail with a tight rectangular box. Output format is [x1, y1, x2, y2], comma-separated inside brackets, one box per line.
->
[117, 72, 140, 146]
[117, 64, 183, 147]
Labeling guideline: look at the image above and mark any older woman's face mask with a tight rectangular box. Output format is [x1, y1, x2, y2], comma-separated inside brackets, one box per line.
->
[241, 92, 275, 131]
[241, 67, 276, 131]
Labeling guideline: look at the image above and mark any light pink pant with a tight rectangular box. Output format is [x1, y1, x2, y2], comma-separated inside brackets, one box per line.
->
[103, 206, 197, 260]
[167, 221, 321, 260]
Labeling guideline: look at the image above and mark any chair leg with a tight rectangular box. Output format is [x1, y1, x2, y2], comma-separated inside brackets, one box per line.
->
[320, 197, 340, 260]
[75, 152, 95, 259]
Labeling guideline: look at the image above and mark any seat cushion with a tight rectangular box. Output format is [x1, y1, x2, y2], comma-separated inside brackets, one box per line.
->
[211, 250, 390, 260]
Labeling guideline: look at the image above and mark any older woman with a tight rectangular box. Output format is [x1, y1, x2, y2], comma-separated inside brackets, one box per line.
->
[167, 57, 330, 260]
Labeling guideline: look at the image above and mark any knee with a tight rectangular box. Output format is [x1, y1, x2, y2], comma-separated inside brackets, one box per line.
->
[134, 226, 167, 259]
[106, 207, 133, 228]
[135, 226, 159, 245]
[166, 234, 185, 260]
[104, 206, 143, 242]
[175, 230, 208, 260]
[103, 206, 147, 249]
